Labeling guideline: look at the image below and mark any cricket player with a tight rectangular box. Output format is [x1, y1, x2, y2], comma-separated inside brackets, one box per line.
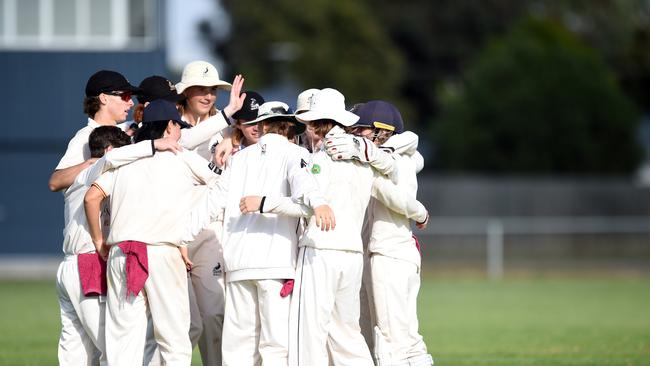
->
[49, 70, 141, 192]
[239, 89, 429, 366]
[84, 99, 233, 366]
[175, 61, 238, 366]
[49, 70, 237, 193]
[219, 101, 332, 365]
[57, 125, 182, 366]
[326, 101, 434, 365]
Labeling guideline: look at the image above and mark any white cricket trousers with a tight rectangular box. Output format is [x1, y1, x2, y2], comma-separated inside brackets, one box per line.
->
[105, 244, 192, 366]
[371, 255, 433, 366]
[188, 220, 226, 366]
[56, 255, 105, 366]
[222, 279, 290, 366]
[359, 249, 375, 352]
[289, 247, 374, 366]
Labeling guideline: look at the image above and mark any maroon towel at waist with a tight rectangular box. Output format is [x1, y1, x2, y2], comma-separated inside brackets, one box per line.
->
[118, 241, 149, 297]
[412, 234, 421, 256]
[77, 252, 107, 296]
[280, 279, 294, 298]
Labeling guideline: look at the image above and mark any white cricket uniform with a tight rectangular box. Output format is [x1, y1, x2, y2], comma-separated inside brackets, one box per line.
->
[358, 131, 423, 351]
[365, 133, 433, 366]
[93, 150, 225, 366]
[180, 112, 229, 366]
[55, 119, 131, 170]
[56, 141, 160, 366]
[218, 132, 324, 366]
[265, 126, 427, 366]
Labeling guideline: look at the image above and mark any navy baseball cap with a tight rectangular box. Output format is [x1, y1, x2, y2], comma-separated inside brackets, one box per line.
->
[232, 91, 265, 121]
[142, 100, 191, 129]
[352, 100, 404, 134]
[137, 75, 185, 104]
[85, 70, 141, 97]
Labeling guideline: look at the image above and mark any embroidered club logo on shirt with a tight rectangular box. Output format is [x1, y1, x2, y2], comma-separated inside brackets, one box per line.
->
[212, 263, 223, 276]
[311, 164, 321, 174]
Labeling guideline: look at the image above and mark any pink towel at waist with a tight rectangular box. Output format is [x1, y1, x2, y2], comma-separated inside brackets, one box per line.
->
[118, 241, 149, 297]
[77, 252, 107, 296]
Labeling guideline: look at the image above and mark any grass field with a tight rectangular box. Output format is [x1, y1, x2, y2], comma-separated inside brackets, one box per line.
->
[0, 276, 649, 365]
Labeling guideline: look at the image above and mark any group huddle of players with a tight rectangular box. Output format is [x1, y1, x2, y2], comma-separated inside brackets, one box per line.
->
[50, 60, 433, 366]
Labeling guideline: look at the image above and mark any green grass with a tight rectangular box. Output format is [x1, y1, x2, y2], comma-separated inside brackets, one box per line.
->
[0, 277, 649, 365]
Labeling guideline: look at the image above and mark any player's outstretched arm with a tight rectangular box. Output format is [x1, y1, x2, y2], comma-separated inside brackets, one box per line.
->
[48, 159, 97, 192]
[239, 195, 335, 231]
[371, 175, 428, 224]
[323, 134, 399, 183]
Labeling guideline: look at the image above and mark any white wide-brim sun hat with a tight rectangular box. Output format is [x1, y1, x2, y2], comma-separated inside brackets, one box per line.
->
[175, 60, 232, 94]
[295, 88, 359, 126]
[244, 101, 305, 134]
[295, 88, 320, 114]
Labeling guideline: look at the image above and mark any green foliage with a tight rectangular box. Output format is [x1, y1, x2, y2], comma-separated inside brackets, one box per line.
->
[223, 0, 405, 108]
[434, 18, 643, 174]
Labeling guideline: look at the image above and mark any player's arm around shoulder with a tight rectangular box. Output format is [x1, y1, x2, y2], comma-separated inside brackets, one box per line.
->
[179, 149, 223, 188]
[370, 160, 427, 223]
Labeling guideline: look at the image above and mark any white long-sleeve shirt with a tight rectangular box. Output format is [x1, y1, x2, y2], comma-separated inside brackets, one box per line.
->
[220, 133, 325, 282]
[55, 118, 130, 170]
[62, 140, 159, 255]
[180, 112, 229, 160]
[365, 131, 425, 266]
[93, 150, 224, 247]
[55, 112, 229, 171]
[265, 126, 427, 253]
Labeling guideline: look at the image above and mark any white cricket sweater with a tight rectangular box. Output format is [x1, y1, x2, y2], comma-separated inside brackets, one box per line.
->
[363, 131, 427, 266]
[61, 140, 159, 255]
[267, 126, 428, 253]
[221, 133, 325, 282]
[94, 150, 224, 247]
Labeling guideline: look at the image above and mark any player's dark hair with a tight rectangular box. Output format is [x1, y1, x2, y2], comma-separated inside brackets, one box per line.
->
[89, 126, 132, 158]
[134, 120, 167, 142]
[83, 96, 101, 118]
[134, 120, 184, 143]
[260, 119, 297, 141]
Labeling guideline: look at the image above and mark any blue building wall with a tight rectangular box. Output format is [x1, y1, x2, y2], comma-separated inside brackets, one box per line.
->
[0, 50, 168, 254]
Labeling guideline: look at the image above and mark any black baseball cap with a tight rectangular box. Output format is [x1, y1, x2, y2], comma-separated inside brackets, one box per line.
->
[85, 70, 141, 97]
[231, 91, 265, 122]
[352, 100, 404, 134]
[137, 75, 185, 104]
[142, 100, 191, 129]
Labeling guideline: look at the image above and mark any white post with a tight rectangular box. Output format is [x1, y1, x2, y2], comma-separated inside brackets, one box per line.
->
[487, 219, 504, 280]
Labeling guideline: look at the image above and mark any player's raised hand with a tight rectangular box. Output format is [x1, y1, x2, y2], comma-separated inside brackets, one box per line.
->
[223, 74, 246, 118]
[240, 195, 263, 214]
[154, 136, 183, 154]
[314, 204, 336, 231]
